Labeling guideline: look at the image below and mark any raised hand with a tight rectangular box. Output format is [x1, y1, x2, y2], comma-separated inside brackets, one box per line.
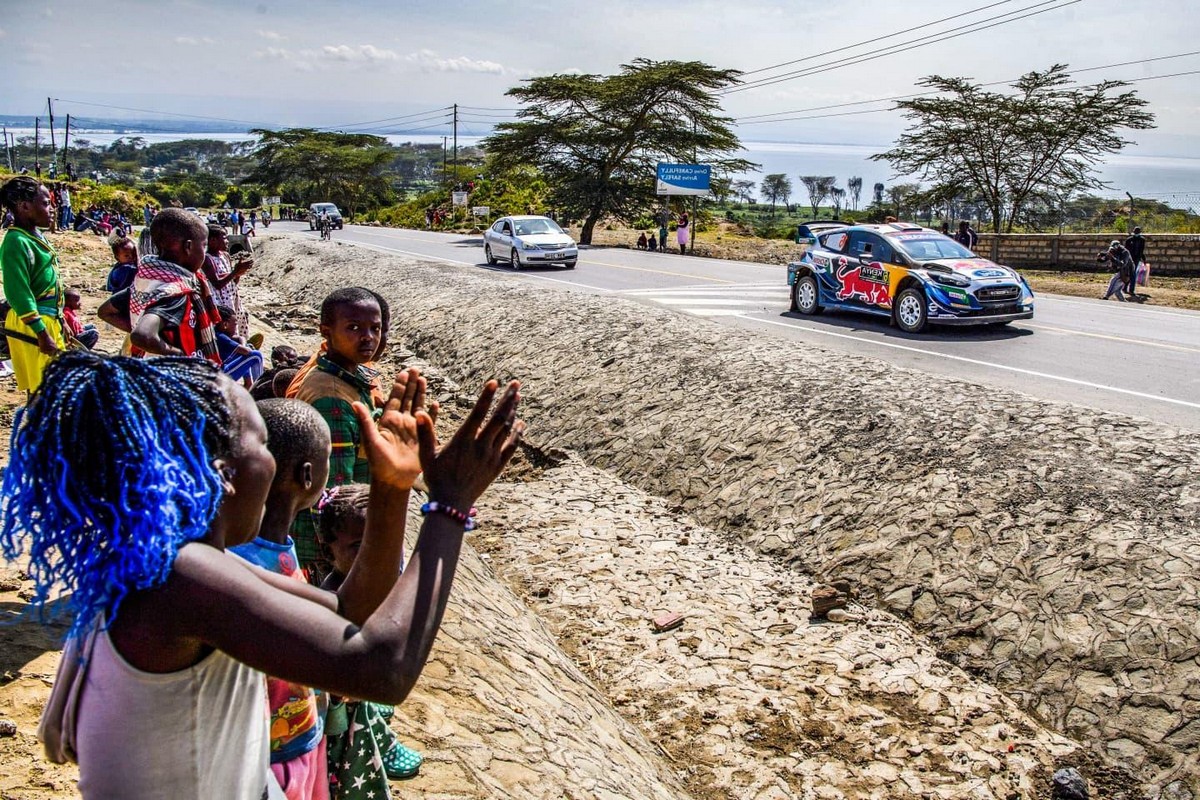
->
[354, 368, 439, 491]
[416, 379, 524, 510]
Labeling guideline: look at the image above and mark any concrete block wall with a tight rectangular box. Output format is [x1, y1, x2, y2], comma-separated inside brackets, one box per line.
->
[976, 233, 1200, 275]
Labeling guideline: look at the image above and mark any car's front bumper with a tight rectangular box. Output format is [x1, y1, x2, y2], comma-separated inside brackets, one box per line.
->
[932, 309, 1034, 325]
[523, 250, 578, 262]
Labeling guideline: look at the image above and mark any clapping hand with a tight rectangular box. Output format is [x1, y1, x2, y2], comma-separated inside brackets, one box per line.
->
[416, 380, 524, 510]
[354, 368, 439, 491]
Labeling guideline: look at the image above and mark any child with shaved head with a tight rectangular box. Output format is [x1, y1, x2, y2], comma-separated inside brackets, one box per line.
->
[129, 208, 223, 362]
[231, 398, 332, 799]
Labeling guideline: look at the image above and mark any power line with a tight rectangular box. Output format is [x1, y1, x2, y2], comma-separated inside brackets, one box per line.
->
[51, 98, 273, 128]
[458, 105, 521, 112]
[316, 106, 453, 131]
[723, 0, 1081, 95]
[737, 50, 1200, 124]
[735, 67, 1200, 125]
[739, 0, 1022, 78]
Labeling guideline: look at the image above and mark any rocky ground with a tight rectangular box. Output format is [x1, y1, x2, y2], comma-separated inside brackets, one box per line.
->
[1, 230, 1197, 799]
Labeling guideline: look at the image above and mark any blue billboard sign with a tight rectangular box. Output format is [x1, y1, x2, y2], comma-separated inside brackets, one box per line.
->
[656, 163, 711, 196]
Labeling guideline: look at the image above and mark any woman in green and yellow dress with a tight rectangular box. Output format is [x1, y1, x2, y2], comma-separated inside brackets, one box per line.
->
[2, 177, 64, 395]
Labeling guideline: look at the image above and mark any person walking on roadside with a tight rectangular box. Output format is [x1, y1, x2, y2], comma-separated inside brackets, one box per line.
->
[955, 220, 978, 252]
[1124, 226, 1146, 299]
[1098, 240, 1134, 302]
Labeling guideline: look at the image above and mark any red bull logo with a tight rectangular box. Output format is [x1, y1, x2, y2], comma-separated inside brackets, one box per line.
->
[835, 258, 891, 306]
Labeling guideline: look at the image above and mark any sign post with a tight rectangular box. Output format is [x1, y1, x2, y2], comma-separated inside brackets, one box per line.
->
[656, 164, 710, 255]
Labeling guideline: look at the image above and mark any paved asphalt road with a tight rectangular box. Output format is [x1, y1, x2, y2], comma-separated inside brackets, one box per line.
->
[272, 221, 1200, 431]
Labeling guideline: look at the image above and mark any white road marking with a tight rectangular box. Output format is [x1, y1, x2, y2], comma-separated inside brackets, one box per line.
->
[656, 298, 782, 306]
[340, 238, 615, 292]
[740, 315, 1200, 411]
[1037, 294, 1200, 321]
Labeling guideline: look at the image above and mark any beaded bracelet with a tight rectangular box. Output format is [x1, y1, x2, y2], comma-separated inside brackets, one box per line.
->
[420, 501, 478, 531]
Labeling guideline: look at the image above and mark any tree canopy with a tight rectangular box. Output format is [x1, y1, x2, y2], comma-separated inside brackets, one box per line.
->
[760, 174, 792, 216]
[872, 65, 1154, 232]
[800, 176, 836, 218]
[246, 129, 398, 217]
[482, 58, 755, 243]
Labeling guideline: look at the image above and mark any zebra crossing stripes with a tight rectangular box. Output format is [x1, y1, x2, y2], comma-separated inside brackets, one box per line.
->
[616, 282, 790, 316]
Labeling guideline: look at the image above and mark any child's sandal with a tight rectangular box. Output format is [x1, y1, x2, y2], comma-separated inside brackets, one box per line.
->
[383, 742, 422, 780]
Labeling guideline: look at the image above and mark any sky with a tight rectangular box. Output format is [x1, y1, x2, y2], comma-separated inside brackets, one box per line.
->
[2, 0, 1198, 157]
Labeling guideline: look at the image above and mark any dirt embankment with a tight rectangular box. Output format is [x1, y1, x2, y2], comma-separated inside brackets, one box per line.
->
[252, 233, 1200, 798]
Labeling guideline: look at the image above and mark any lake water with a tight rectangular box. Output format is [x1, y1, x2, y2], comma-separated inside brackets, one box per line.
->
[10, 128, 1199, 203]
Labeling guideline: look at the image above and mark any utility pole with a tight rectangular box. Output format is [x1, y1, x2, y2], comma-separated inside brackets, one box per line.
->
[452, 104, 458, 187]
[442, 136, 448, 185]
[35, 117, 41, 177]
[63, 114, 72, 176]
[2, 125, 10, 172]
[1126, 191, 1135, 234]
[47, 98, 57, 171]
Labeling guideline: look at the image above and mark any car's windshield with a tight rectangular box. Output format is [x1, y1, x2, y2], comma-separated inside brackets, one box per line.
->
[513, 218, 564, 236]
[315, 204, 338, 214]
[890, 233, 977, 261]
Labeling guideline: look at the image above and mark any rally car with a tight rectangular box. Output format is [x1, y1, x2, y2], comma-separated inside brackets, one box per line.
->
[787, 222, 1034, 333]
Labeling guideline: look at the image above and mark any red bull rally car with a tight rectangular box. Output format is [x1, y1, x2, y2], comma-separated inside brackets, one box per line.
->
[787, 222, 1034, 333]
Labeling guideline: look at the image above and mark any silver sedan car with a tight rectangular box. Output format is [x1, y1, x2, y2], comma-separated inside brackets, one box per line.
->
[483, 215, 577, 270]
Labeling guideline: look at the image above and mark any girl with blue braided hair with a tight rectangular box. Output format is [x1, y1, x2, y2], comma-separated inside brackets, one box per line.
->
[0, 349, 526, 799]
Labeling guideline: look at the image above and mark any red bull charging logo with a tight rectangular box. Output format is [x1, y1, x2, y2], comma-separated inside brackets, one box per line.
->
[835, 257, 891, 307]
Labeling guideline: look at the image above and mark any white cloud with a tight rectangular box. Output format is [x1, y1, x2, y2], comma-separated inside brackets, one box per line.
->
[321, 44, 401, 63]
[257, 30, 285, 41]
[257, 47, 292, 60]
[404, 49, 505, 75]
[174, 36, 215, 46]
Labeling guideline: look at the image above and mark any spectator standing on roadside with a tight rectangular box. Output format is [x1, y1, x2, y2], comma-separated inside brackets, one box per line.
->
[250, 209, 258, 230]
[1098, 239, 1134, 302]
[1125, 226, 1146, 298]
[143, 203, 154, 228]
[676, 212, 690, 254]
[1, 177, 64, 395]
[955, 220, 979, 252]
[203, 224, 252, 339]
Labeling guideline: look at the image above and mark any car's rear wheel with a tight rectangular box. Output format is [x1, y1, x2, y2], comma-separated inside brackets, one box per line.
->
[510, 248, 522, 271]
[894, 287, 928, 333]
[793, 275, 822, 315]
[485, 244, 497, 265]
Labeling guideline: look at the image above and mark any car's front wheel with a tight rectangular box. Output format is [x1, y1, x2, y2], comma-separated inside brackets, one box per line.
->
[793, 275, 822, 315]
[510, 248, 522, 271]
[563, 261, 576, 270]
[894, 287, 928, 333]
[485, 244, 497, 265]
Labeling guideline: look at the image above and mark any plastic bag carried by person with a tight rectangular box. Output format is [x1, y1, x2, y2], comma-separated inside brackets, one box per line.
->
[1137, 261, 1150, 287]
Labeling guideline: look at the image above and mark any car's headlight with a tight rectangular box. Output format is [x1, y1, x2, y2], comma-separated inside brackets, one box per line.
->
[929, 272, 971, 288]
[521, 241, 540, 250]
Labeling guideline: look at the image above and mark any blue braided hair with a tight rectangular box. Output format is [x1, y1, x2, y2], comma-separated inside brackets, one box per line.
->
[0, 351, 236, 640]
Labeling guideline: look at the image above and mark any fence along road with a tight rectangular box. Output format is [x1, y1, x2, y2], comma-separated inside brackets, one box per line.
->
[275, 221, 1200, 431]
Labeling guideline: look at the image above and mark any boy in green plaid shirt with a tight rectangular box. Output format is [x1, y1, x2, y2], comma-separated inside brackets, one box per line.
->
[289, 288, 389, 580]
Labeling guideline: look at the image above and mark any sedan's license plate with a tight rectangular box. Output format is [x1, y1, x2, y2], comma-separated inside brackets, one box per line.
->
[552, 253, 564, 259]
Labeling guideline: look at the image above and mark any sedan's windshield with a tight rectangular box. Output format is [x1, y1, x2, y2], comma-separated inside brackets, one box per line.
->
[513, 218, 564, 236]
[891, 234, 977, 261]
[315, 204, 339, 214]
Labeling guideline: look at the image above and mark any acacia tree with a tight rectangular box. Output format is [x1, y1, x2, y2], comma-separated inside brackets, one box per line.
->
[847, 176, 863, 211]
[483, 59, 755, 244]
[873, 65, 1154, 232]
[731, 179, 757, 204]
[246, 129, 396, 217]
[760, 174, 792, 216]
[830, 186, 846, 217]
[800, 176, 836, 217]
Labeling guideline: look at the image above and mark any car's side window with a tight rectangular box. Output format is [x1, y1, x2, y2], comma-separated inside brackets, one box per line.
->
[866, 234, 897, 265]
[847, 231, 871, 257]
[820, 232, 849, 252]
[492, 221, 504, 233]
[501, 222, 512, 235]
